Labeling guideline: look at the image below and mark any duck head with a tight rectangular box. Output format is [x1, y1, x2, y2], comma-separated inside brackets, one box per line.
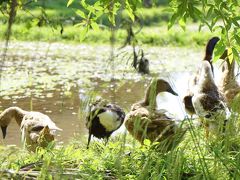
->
[143, 79, 178, 107]
[155, 79, 178, 96]
[0, 110, 11, 139]
[204, 37, 220, 61]
[37, 126, 55, 146]
[1, 126, 7, 139]
[0, 107, 26, 139]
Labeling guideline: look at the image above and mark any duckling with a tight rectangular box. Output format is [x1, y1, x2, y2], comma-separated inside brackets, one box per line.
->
[192, 61, 229, 137]
[86, 98, 125, 149]
[125, 79, 186, 149]
[0, 107, 62, 151]
[218, 50, 240, 107]
[183, 37, 220, 117]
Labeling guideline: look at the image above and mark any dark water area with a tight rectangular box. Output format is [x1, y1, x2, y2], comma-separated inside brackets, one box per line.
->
[0, 42, 204, 147]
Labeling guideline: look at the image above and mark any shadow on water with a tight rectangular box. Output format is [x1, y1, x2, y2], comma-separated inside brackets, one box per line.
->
[0, 42, 203, 146]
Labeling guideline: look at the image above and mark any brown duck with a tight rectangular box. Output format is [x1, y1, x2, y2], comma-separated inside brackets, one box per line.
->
[125, 79, 186, 150]
[0, 107, 62, 151]
[219, 50, 240, 107]
[183, 37, 220, 116]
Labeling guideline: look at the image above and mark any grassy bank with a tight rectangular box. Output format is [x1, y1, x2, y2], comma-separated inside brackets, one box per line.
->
[0, 25, 214, 47]
[1, 124, 240, 179]
[0, 0, 217, 47]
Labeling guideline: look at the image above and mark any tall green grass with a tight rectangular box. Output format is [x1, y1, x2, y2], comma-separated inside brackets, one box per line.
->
[1, 104, 240, 179]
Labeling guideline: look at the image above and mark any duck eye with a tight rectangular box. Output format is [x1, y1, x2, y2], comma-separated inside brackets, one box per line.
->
[31, 125, 45, 132]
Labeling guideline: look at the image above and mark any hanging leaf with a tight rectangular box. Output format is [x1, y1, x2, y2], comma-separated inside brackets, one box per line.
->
[178, 16, 186, 30]
[232, 47, 240, 63]
[125, 0, 135, 21]
[234, 34, 240, 45]
[91, 22, 100, 31]
[76, 10, 87, 19]
[67, 0, 74, 7]
[213, 40, 226, 62]
[168, 13, 179, 30]
[227, 47, 234, 63]
[79, 26, 88, 42]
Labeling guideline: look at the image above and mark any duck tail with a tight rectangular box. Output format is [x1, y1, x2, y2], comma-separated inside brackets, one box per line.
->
[204, 37, 220, 75]
[204, 37, 220, 61]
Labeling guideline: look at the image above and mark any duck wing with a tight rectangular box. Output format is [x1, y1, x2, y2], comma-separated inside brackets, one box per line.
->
[194, 93, 228, 119]
[21, 112, 61, 133]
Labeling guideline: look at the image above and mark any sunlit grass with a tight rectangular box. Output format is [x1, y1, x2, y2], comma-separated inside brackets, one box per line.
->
[0, 0, 216, 47]
[1, 120, 240, 179]
[0, 23, 215, 47]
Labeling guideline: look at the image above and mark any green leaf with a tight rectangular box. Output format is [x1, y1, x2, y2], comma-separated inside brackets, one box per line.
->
[67, 0, 74, 7]
[143, 139, 151, 146]
[193, 7, 203, 19]
[76, 10, 86, 19]
[234, 34, 240, 45]
[126, 9, 135, 22]
[178, 17, 186, 30]
[227, 48, 234, 63]
[79, 26, 88, 42]
[91, 22, 100, 31]
[188, 3, 194, 18]
[125, 0, 135, 21]
[213, 40, 226, 62]
[232, 47, 240, 63]
[168, 13, 179, 30]
[207, 5, 214, 17]
[74, 22, 86, 27]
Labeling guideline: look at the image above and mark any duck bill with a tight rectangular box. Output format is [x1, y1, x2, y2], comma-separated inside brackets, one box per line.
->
[1, 126, 7, 139]
[167, 88, 178, 96]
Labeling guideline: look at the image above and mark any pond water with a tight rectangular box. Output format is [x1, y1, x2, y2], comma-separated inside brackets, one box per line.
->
[0, 42, 204, 147]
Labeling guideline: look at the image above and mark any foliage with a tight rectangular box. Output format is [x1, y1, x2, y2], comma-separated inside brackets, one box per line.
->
[0, 0, 214, 46]
[168, 0, 240, 63]
[66, 0, 143, 40]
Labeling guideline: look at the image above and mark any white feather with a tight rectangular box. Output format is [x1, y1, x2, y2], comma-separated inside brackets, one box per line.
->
[98, 110, 121, 131]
